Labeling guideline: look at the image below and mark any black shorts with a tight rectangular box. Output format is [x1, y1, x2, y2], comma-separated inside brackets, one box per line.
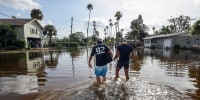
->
[117, 61, 129, 69]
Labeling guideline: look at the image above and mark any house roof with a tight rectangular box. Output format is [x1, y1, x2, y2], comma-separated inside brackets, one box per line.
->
[0, 18, 43, 30]
[0, 19, 33, 25]
[143, 32, 190, 40]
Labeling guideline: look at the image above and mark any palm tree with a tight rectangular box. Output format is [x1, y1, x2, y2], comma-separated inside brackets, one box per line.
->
[30, 8, 44, 21]
[114, 22, 118, 39]
[104, 28, 107, 40]
[109, 19, 113, 37]
[114, 11, 122, 33]
[120, 28, 124, 39]
[152, 27, 155, 35]
[93, 20, 96, 41]
[106, 26, 109, 35]
[86, 3, 93, 42]
[43, 25, 57, 47]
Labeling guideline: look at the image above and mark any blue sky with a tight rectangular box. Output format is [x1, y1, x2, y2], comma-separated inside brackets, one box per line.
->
[0, 0, 200, 39]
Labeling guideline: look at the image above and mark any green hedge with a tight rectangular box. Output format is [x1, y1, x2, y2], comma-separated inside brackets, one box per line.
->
[52, 42, 79, 48]
[173, 44, 180, 50]
[15, 40, 25, 48]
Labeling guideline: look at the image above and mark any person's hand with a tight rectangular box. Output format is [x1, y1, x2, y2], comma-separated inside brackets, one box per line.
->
[113, 55, 118, 61]
[88, 62, 92, 69]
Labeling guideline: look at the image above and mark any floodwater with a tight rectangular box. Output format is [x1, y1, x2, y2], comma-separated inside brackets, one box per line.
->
[0, 47, 199, 100]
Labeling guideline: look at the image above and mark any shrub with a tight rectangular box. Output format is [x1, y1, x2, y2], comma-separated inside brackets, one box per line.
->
[173, 44, 180, 50]
[15, 40, 25, 48]
[52, 42, 79, 48]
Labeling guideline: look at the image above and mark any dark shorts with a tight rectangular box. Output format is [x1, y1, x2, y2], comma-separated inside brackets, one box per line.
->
[117, 61, 129, 69]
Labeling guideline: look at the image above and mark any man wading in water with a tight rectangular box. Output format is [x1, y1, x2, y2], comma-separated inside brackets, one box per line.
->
[113, 39, 135, 81]
[88, 40, 112, 86]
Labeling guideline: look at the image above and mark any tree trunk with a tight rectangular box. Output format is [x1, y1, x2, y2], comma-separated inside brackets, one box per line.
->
[87, 11, 91, 43]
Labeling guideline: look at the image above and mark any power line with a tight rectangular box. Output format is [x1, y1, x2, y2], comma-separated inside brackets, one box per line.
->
[0, 12, 11, 18]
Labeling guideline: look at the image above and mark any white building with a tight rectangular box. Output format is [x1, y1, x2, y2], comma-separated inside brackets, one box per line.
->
[0, 18, 43, 48]
[143, 32, 200, 49]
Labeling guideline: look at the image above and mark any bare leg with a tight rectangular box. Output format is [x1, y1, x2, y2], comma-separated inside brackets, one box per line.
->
[102, 76, 106, 82]
[115, 67, 120, 80]
[124, 68, 129, 81]
[96, 76, 101, 86]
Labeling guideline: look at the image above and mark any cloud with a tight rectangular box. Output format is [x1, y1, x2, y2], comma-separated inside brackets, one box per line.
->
[192, 0, 200, 5]
[40, 20, 53, 27]
[13, 13, 22, 18]
[0, 0, 41, 11]
[115, 0, 200, 33]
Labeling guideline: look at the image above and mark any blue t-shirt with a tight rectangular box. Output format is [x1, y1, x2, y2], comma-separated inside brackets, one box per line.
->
[117, 44, 133, 62]
[90, 44, 109, 66]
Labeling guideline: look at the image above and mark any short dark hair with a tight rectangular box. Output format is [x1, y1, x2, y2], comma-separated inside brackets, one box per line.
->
[97, 40, 103, 44]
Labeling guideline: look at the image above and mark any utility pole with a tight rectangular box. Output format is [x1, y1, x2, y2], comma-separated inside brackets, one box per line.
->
[71, 17, 73, 35]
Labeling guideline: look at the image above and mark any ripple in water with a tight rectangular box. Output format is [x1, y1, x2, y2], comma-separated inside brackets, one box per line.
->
[36, 76, 191, 100]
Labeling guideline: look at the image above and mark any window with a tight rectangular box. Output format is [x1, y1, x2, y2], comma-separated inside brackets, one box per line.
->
[30, 28, 38, 34]
[186, 38, 190, 44]
[195, 39, 200, 45]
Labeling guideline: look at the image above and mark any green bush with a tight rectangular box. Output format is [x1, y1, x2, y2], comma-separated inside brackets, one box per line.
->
[173, 44, 180, 50]
[52, 42, 79, 48]
[15, 40, 25, 48]
[64, 42, 78, 47]
[5, 46, 18, 50]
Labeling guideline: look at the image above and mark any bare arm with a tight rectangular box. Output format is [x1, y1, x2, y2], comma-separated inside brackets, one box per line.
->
[88, 56, 93, 68]
[130, 50, 135, 59]
[113, 51, 120, 61]
[108, 50, 113, 57]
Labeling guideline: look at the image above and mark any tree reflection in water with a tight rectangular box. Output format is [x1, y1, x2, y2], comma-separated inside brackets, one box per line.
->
[0, 48, 200, 99]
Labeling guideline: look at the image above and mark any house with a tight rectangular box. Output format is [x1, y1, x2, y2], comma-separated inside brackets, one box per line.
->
[143, 32, 200, 49]
[0, 18, 43, 48]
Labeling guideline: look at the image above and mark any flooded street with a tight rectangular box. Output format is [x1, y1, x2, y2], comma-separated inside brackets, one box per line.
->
[0, 47, 200, 100]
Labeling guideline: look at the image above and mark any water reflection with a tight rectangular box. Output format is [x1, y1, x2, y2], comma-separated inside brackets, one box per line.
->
[140, 48, 200, 99]
[44, 51, 59, 68]
[0, 48, 200, 99]
[0, 51, 44, 94]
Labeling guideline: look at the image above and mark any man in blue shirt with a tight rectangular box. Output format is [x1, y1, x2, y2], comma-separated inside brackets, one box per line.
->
[113, 39, 135, 81]
[88, 40, 112, 86]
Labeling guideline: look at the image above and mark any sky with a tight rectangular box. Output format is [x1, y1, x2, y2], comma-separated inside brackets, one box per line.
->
[0, 0, 200, 39]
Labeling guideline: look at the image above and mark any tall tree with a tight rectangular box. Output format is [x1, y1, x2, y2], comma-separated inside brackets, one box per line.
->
[115, 11, 122, 42]
[130, 14, 149, 40]
[152, 27, 155, 35]
[104, 28, 107, 40]
[114, 22, 118, 39]
[191, 19, 200, 36]
[125, 31, 135, 40]
[120, 28, 124, 38]
[168, 15, 191, 33]
[86, 3, 93, 42]
[114, 11, 122, 33]
[106, 26, 109, 36]
[69, 32, 85, 43]
[159, 26, 171, 35]
[43, 25, 57, 47]
[30, 8, 44, 21]
[93, 20, 96, 41]
[0, 25, 17, 47]
[109, 19, 113, 37]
